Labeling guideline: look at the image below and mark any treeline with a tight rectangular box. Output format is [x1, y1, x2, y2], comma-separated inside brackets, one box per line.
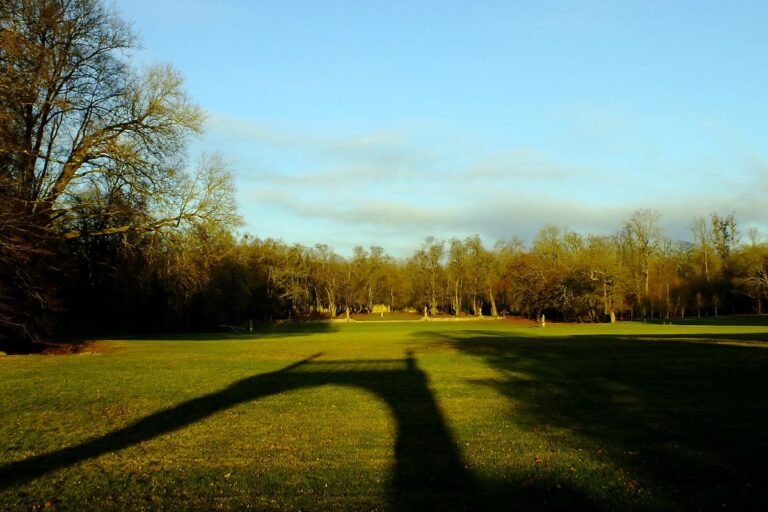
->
[61, 208, 768, 336]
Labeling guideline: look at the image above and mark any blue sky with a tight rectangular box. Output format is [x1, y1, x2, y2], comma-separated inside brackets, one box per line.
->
[110, 0, 768, 256]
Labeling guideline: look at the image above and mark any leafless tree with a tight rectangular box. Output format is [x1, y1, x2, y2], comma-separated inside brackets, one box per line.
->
[622, 209, 662, 316]
[0, 0, 237, 344]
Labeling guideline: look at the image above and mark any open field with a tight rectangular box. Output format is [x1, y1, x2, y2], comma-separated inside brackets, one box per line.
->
[2, 320, 768, 511]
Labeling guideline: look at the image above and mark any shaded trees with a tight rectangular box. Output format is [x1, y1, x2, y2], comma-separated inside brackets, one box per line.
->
[732, 242, 768, 314]
[267, 241, 312, 317]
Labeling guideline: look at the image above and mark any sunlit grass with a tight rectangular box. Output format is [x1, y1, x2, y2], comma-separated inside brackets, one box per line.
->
[2, 319, 767, 510]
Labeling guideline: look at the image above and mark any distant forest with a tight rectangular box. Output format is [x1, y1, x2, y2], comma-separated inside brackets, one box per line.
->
[56, 208, 768, 335]
[2, 1, 768, 350]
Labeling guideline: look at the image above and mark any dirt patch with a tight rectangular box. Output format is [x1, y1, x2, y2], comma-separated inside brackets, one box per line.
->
[0, 339, 98, 356]
[40, 340, 97, 355]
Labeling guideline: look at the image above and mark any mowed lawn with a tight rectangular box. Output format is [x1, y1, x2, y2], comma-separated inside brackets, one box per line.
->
[2, 320, 768, 511]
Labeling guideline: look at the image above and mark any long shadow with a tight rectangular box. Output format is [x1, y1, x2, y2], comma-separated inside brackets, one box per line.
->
[0, 352, 487, 510]
[114, 321, 338, 341]
[647, 315, 768, 327]
[417, 328, 768, 511]
[0, 322, 338, 354]
[591, 330, 768, 344]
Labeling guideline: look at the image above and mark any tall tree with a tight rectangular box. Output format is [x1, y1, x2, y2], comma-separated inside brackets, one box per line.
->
[447, 238, 467, 315]
[709, 212, 739, 315]
[351, 245, 388, 312]
[622, 209, 662, 317]
[690, 216, 713, 316]
[0, 0, 237, 344]
[310, 244, 343, 317]
[584, 234, 622, 321]
[734, 243, 768, 314]
[463, 235, 498, 316]
[493, 237, 525, 314]
[409, 237, 444, 315]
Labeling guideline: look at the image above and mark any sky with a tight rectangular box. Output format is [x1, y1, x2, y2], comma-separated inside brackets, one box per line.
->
[109, 0, 768, 256]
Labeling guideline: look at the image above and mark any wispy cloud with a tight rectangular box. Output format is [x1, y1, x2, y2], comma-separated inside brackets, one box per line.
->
[207, 113, 440, 166]
[457, 149, 614, 183]
[208, 113, 768, 256]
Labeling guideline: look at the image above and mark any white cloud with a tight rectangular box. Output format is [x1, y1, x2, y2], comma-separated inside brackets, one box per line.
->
[211, 113, 768, 256]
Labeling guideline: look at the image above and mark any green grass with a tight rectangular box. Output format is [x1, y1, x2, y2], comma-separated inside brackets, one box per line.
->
[2, 320, 768, 511]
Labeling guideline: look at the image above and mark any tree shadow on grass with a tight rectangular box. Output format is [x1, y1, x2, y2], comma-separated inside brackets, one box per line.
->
[416, 328, 768, 511]
[0, 349, 599, 510]
[647, 315, 768, 327]
[1, 322, 339, 354]
[108, 321, 339, 341]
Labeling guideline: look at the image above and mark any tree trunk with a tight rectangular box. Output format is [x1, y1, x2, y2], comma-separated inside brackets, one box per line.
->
[704, 248, 710, 284]
[326, 288, 336, 318]
[367, 284, 374, 313]
[314, 286, 322, 313]
[453, 278, 461, 316]
[643, 257, 650, 297]
[696, 292, 701, 318]
[488, 287, 498, 318]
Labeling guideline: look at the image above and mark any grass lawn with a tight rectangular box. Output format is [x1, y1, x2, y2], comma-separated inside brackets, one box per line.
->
[1, 320, 768, 511]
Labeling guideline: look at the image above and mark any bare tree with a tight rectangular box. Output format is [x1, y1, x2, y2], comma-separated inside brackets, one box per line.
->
[710, 212, 738, 268]
[310, 244, 343, 318]
[447, 238, 467, 315]
[348, 245, 389, 313]
[0, 0, 237, 344]
[622, 209, 662, 317]
[409, 237, 444, 315]
[691, 216, 712, 284]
